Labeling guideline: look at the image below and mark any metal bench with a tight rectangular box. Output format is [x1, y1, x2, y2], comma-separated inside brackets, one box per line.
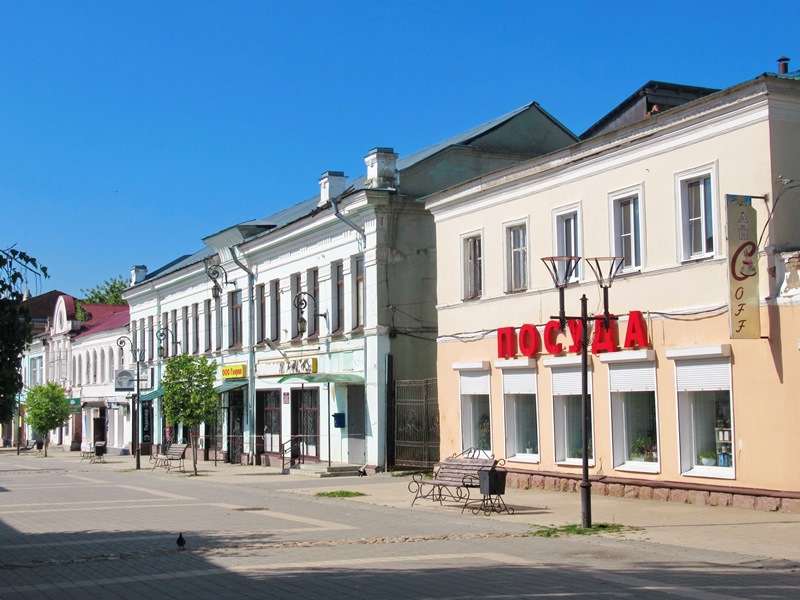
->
[151, 443, 188, 473]
[408, 448, 495, 510]
[80, 442, 94, 461]
[19, 439, 37, 453]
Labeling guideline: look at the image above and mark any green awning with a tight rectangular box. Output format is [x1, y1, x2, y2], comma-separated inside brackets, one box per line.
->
[277, 373, 364, 384]
[138, 388, 164, 402]
[214, 380, 248, 394]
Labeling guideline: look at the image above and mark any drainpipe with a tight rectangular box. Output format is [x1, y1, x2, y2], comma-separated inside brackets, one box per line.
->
[230, 248, 256, 464]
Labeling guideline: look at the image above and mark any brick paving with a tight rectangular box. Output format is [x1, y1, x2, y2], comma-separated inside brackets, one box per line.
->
[0, 451, 799, 598]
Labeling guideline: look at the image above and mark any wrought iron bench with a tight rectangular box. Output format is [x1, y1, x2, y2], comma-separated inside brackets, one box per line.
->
[408, 448, 495, 510]
[151, 443, 188, 473]
[19, 439, 37, 453]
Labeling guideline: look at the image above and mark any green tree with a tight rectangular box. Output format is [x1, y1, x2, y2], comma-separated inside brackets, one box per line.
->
[161, 354, 217, 475]
[0, 246, 47, 422]
[25, 382, 69, 457]
[76, 275, 129, 322]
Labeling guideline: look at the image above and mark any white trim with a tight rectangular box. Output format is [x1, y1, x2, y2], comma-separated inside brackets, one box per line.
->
[494, 358, 536, 370]
[682, 466, 736, 480]
[502, 217, 529, 294]
[614, 461, 660, 474]
[452, 361, 490, 371]
[608, 183, 646, 273]
[599, 349, 656, 363]
[460, 229, 484, 301]
[674, 162, 719, 262]
[552, 202, 582, 282]
[543, 355, 586, 368]
[665, 345, 731, 360]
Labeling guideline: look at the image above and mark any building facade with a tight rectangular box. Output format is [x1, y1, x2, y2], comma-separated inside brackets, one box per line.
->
[123, 103, 577, 471]
[426, 70, 800, 502]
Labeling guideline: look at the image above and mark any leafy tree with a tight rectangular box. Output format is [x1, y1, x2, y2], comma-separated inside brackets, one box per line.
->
[161, 354, 217, 475]
[0, 246, 47, 422]
[24, 382, 69, 457]
[76, 275, 129, 322]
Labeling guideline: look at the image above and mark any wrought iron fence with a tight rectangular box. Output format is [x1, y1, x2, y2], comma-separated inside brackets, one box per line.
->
[394, 377, 439, 468]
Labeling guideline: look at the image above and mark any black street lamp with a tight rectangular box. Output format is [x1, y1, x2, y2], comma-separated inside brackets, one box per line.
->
[156, 326, 180, 358]
[293, 291, 327, 335]
[542, 255, 623, 529]
[117, 335, 144, 470]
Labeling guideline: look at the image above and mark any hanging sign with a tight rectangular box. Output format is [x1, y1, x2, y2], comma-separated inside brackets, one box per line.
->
[726, 195, 760, 339]
[221, 364, 247, 379]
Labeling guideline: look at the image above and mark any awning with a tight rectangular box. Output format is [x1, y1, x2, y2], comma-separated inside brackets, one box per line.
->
[214, 380, 248, 394]
[277, 373, 364, 384]
[138, 388, 164, 402]
[81, 400, 106, 408]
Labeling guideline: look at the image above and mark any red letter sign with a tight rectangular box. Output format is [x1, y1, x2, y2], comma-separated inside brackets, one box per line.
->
[592, 316, 617, 354]
[518, 324, 540, 357]
[497, 327, 516, 359]
[544, 320, 563, 354]
[623, 311, 648, 349]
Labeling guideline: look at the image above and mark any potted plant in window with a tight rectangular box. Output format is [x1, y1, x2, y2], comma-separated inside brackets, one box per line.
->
[699, 451, 717, 466]
[525, 441, 534, 454]
[630, 435, 653, 461]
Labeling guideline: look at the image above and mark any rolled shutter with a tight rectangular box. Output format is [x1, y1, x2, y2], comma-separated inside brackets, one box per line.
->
[675, 358, 730, 391]
[460, 371, 490, 395]
[551, 366, 591, 396]
[609, 362, 655, 392]
[502, 369, 537, 394]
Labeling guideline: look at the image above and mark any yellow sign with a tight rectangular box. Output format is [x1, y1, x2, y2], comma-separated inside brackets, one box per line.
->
[726, 195, 760, 339]
[221, 364, 247, 379]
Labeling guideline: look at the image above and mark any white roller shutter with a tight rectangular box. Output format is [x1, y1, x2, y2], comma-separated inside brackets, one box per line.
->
[609, 362, 656, 392]
[503, 369, 537, 394]
[460, 371, 490, 395]
[675, 358, 730, 391]
[551, 366, 591, 396]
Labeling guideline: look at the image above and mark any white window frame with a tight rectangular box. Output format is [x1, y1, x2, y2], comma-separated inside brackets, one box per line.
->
[675, 163, 718, 262]
[453, 362, 492, 457]
[461, 231, 483, 300]
[544, 357, 594, 466]
[504, 219, 528, 293]
[496, 359, 539, 463]
[553, 203, 582, 281]
[609, 184, 645, 273]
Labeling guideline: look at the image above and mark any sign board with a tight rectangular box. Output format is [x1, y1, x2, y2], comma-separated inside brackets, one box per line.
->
[66, 398, 81, 414]
[221, 364, 247, 379]
[726, 195, 760, 338]
[257, 357, 318, 377]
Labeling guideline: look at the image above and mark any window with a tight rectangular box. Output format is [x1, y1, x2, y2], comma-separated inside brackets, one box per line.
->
[214, 298, 222, 350]
[270, 279, 281, 342]
[671, 352, 733, 477]
[204, 300, 212, 352]
[256, 284, 266, 344]
[147, 316, 154, 361]
[291, 274, 302, 338]
[607, 358, 658, 471]
[677, 167, 716, 260]
[182, 306, 189, 353]
[333, 262, 345, 332]
[506, 224, 528, 292]
[170, 310, 178, 355]
[555, 206, 580, 280]
[192, 303, 199, 354]
[550, 364, 592, 463]
[230, 290, 243, 347]
[308, 268, 319, 336]
[611, 188, 642, 271]
[354, 257, 365, 329]
[459, 370, 491, 455]
[138, 318, 146, 357]
[463, 234, 482, 300]
[502, 369, 538, 459]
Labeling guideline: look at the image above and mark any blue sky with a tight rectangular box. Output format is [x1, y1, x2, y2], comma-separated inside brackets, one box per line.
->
[2, 1, 798, 297]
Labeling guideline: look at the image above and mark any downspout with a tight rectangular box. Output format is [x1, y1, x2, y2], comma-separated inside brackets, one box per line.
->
[230, 247, 256, 464]
[330, 196, 370, 469]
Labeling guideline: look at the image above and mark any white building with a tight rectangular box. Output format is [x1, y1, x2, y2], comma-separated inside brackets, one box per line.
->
[124, 103, 577, 471]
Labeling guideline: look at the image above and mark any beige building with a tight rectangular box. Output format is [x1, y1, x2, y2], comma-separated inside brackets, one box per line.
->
[426, 68, 800, 504]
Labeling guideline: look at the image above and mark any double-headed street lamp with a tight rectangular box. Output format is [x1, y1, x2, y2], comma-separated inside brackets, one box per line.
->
[116, 335, 144, 470]
[542, 255, 623, 529]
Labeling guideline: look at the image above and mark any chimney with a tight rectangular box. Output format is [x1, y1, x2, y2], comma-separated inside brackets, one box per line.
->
[778, 56, 790, 75]
[364, 147, 398, 189]
[131, 265, 148, 285]
[318, 171, 347, 207]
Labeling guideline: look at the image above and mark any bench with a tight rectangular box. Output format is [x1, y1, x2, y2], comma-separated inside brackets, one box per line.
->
[151, 443, 188, 473]
[80, 442, 94, 461]
[19, 439, 37, 452]
[408, 448, 496, 510]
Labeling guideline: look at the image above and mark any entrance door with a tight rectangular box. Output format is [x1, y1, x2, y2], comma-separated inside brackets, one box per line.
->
[290, 388, 319, 459]
[347, 385, 366, 465]
[227, 390, 245, 463]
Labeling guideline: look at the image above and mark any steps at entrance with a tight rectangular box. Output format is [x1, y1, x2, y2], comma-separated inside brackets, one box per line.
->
[286, 462, 365, 478]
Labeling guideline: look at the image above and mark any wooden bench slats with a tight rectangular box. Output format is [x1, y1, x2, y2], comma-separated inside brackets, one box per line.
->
[151, 444, 188, 473]
[408, 451, 496, 508]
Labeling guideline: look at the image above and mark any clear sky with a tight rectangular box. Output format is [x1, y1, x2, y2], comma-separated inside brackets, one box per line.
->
[2, 1, 798, 297]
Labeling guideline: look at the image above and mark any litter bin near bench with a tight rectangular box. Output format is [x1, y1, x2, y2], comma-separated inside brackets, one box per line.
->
[470, 466, 513, 516]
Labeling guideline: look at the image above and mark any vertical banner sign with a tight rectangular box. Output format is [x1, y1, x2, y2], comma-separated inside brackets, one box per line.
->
[726, 195, 760, 338]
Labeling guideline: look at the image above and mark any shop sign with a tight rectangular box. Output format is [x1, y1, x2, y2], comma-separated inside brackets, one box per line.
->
[221, 364, 247, 379]
[497, 310, 649, 359]
[726, 195, 760, 339]
[66, 398, 81, 414]
[257, 357, 318, 377]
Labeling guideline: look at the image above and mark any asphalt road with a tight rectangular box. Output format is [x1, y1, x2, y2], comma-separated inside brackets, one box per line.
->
[0, 452, 798, 599]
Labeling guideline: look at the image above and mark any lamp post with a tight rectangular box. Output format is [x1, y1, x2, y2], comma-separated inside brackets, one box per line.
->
[156, 326, 179, 359]
[542, 255, 623, 529]
[293, 290, 328, 336]
[116, 335, 144, 470]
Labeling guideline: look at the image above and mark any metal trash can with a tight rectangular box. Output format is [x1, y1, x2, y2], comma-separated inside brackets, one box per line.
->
[94, 441, 106, 458]
[479, 468, 507, 496]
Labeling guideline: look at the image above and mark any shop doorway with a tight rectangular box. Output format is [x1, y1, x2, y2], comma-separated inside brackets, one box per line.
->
[227, 389, 245, 463]
[347, 385, 366, 465]
[257, 389, 281, 457]
[290, 387, 319, 459]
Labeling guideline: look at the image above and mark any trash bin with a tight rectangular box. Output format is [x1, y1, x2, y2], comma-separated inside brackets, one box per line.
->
[94, 441, 106, 458]
[479, 468, 507, 496]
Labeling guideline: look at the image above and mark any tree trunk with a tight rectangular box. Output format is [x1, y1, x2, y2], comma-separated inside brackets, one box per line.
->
[191, 433, 198, 475]
[44, 437, 48, 457]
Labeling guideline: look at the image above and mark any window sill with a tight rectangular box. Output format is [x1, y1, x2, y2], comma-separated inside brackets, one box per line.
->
[682, 465, 735, 480]
[510, 453, 539, 463]
[615, 461, 660, 474]
[556, 458, 596, 468]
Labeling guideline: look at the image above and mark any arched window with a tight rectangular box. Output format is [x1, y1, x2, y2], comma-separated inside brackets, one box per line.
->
[108, 350, 115, 383]
[92, 350, 98, 384]
[76, 355, 82, 385]
[99, 349, 106, 382]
